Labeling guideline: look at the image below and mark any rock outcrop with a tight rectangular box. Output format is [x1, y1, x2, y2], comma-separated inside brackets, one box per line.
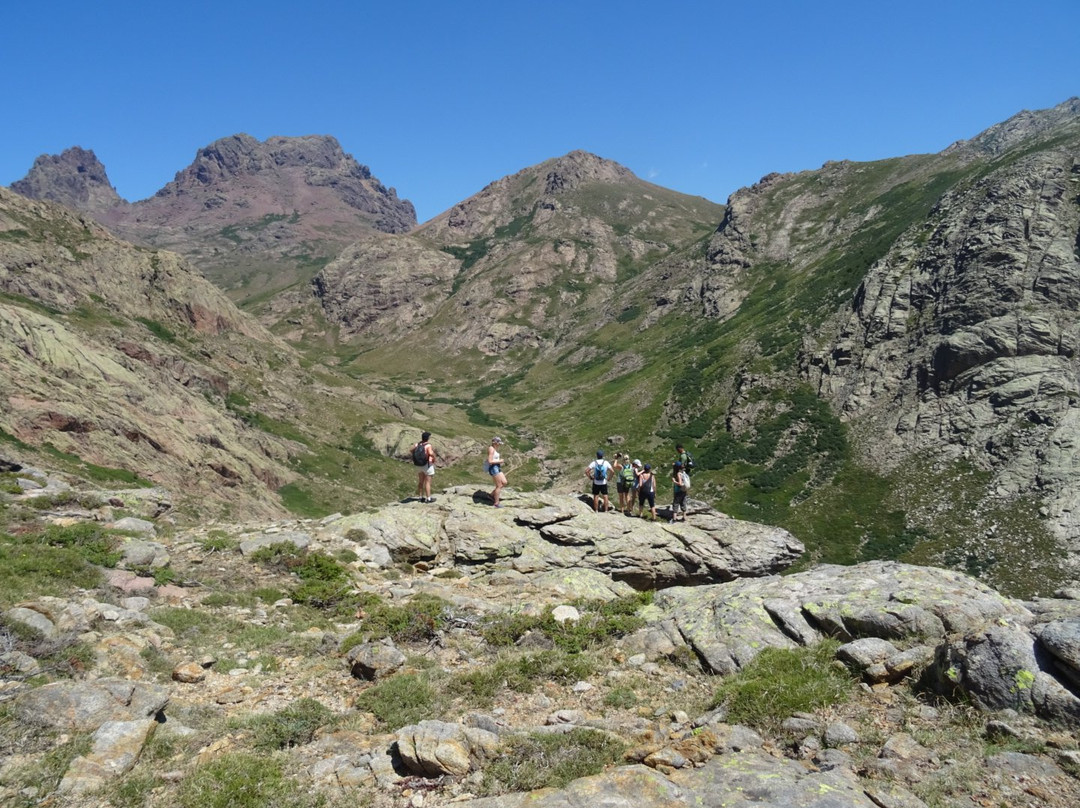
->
[806, 118, 1080, 564]
[10, 147, 125, 216]
[327, 487, 804, 590]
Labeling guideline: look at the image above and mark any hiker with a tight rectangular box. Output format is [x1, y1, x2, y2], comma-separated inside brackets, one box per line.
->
[585, 450, 614, 513]
[612, 453, 627, 513]
[634, 462, 657, 520]
[616, 456, 637, 515]
[487, 436, 507, 507]
[410, 431, 437, 503]
[675, 443, 695, 477]
[670, 461, 689, 523]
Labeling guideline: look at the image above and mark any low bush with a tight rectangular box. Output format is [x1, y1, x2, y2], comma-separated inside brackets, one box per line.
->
[480, 593, 650, 653]
[354, 672, 442, 730]
[708, 640, 856, 732]
[237, 697, 336, 751]
[175, 752, 321, 808]
[0, 532, 102, 603]
[480, 728, 626, 795]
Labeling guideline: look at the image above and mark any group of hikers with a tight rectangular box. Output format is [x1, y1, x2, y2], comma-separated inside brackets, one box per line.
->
[584, 446, 693, 522]
[409, 431, 694, 523]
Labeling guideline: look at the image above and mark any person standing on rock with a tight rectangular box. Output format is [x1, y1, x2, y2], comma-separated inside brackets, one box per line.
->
[411, 431, 437, 503]
[670, 461, 689, 523]
[487, 436, 507, 508]
[613, 453, 630, 514]
[586, 450, 614, 513]
[634, 462, 657, 520]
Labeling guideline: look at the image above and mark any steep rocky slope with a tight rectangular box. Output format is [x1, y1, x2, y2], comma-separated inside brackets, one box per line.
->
[808, 129, 1080, 564]
[0, 187, 437, 520]
[628, 99, 1080, 597]
[12, 134, 417, 301]
[285, 150, 723, 356]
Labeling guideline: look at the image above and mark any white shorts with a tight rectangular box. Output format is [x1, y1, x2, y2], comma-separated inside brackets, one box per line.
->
[422, 464, 435, 477]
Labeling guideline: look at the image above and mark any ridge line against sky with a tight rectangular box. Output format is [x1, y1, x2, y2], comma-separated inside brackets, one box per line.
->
[2, 0, 1079, 223]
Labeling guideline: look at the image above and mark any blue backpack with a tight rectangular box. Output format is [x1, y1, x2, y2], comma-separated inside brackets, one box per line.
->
[592, 461, 608, 482]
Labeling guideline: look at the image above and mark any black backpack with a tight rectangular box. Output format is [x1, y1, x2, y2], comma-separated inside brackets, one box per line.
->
[412, 442, 429, 466]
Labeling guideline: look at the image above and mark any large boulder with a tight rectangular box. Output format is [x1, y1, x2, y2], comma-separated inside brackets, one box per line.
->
[648, 561, 1029, 675]
[329, 489, 803, 590]
[395, 720, 500, 777]
[12, 679, 169, 732]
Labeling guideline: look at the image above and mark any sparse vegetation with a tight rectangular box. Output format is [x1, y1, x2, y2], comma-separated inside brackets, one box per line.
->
[480, 729, 627, 796]
[708, 640, 856, 732]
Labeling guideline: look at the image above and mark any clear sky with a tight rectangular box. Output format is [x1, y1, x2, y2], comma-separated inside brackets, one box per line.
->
[3, 0, 1078, 224]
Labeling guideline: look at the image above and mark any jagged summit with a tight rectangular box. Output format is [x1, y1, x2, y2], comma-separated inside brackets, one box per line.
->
[944, 96, 1080, 156]
[8, 134, 418, 297]
[10, 146, 126, 215]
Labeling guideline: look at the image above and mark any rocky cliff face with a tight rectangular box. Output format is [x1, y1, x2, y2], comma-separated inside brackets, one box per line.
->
[806, 124, 1080, 560]
[10, 147, 126, 217]
[11, 134, 417, 298]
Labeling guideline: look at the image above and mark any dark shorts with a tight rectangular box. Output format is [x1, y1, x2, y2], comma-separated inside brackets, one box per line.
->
[638, 489, 655, 508]
[592, 483, 609, 496]
[616, 481, 630, 494]
[488, 464, 502, 476]
[673, 490, 687, 512]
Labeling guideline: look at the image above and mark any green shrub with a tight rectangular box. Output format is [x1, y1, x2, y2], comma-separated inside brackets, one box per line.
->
[200, 531, 237, 552]
[603, 686, 639, 708]
[481, 729, 626, 795]
[708, 640, 856, 732]
[175, 753, 318, 808]
[480, 594, 649, 654]
[450, 650, 595, 706]
[354, 673, 441, 730]
[238, 697, 335, 751]
[35, 521, 123, 566]
[342, 592, 451, 646]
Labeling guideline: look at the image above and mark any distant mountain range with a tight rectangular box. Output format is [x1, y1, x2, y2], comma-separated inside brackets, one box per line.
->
[12, 134, 416, 301]
[5, 97, 1080, 598]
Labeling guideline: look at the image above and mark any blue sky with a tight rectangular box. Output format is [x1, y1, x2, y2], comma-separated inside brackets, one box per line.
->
[3, 0, 1078, 224]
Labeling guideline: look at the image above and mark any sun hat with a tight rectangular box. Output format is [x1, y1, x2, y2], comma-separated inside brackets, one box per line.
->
[492, 436, 502, 444]
[632, 459, 642, 467]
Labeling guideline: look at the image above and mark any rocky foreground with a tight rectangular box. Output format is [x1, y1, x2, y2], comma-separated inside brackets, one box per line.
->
[2, 470, 1080, 807]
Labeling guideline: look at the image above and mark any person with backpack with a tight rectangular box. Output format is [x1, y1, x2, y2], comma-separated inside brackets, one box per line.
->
[616, 456, 637, 516]
[675, 443, 695, 478]
[670, 460, 690, 523]
[410, 431, 437, 503]
[634, 462, 657, 521]
[486, 436, 507, 508]
[585, 450, 614, 513]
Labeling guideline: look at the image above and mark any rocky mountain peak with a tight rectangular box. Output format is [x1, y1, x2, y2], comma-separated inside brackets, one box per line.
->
[10, 146, 125, 214]
[542, 150, 635, 194]
[944, 96, 1080, 156]
[157, 133, 375, 192]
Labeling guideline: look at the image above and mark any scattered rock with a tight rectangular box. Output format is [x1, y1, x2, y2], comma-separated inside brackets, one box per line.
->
[395, 720, 500, 777]
[346, 640, 406, 681]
